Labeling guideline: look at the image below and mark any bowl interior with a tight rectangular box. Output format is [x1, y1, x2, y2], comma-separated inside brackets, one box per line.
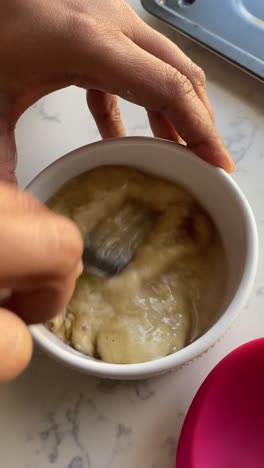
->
[27, 137, 257, 378]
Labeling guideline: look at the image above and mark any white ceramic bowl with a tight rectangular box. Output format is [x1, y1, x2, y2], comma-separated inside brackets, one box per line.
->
[28, 137, 258, 380]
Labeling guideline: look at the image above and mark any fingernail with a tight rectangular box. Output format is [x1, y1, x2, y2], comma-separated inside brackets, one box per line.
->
[227, 158, 236, 173]
[77, 259, 84, 277]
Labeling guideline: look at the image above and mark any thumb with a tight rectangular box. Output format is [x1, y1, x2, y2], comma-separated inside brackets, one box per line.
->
[0, 308, 32, 383]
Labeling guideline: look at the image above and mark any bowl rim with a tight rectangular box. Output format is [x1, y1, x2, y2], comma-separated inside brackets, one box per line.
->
[28, 137, 259, 379]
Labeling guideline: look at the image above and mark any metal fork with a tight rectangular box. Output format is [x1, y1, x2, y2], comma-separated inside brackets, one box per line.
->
[82, 201, 155, 277]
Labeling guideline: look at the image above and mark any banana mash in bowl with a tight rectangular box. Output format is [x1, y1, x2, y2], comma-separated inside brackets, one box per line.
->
[28, 137, 258, 379]
[47, 166, 225, 364]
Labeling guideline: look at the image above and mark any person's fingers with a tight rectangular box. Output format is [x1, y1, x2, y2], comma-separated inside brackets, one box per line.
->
[130, 21, 215, 121]
[87, 90, 126, 138]
[5, 260, 82, 324]
[90, 38, 234, 172]
[0, 181, 42, 213]
[0, 308, 32, 383]
[147, 110, 185, 144]
[0, 184, 83, 323]
[0, 210, 83, 323]
[0, 212, 83, 283]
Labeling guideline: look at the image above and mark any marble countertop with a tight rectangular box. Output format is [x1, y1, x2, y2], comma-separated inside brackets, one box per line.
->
[2, 2, 264, 467]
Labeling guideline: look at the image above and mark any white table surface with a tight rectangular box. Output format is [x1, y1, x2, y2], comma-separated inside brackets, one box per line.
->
[2, 2, 264, 467]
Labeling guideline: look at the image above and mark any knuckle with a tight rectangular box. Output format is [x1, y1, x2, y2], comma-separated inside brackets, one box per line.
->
[178, 74, 195, 98]
[63, 10, 101, 54]
[163, 67, 195, 100]
[164, 67, 182, 91]
[122, 11, 140, 40]
[192, 65, 206, 88]
[118, 0, 137, 28]
[89, 92, 121, 123]
[107, 98, 121, 122]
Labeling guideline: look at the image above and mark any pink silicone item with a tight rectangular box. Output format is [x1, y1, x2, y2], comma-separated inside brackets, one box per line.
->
[176, 338, 264, 468]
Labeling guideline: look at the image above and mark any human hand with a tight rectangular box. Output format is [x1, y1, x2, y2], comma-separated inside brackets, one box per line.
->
[0, 183, 83, 382]
[0, 0, 234, 183]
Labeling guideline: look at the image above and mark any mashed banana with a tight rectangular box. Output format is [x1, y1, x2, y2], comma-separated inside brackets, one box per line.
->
[47, 166, 226, 364]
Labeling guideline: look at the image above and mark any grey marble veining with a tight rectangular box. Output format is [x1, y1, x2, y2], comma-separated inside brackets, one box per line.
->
[33, 102, 61, 124]
[1, 1, 264, 467]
